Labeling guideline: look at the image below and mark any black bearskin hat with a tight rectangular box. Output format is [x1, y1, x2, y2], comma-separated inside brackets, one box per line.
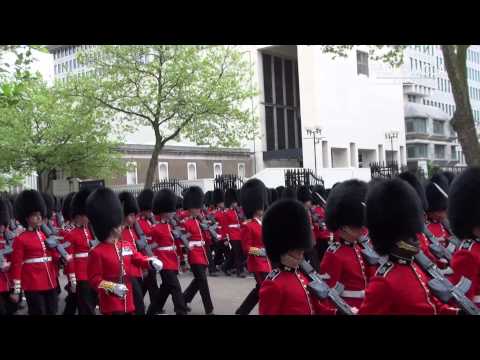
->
[282, 187, 297, 200]
[62, 192, 76, 222]
[263, 199, 313, 264]
[311, 185, 327, 206]
[441, 171, 456, 187]
[448, 167, 480, 239]
[14, 190, 47, 228]
[297, 185, 312, 203]
[225, 188, 238, 208]
[325, 179, 367, 231]
[183, 186, 204, 210]
[270, 188, 279, 204]
[0, 199, 10, 227]
[212, 189, 225, 206]
[204, 191, 212, 207]
[118, 191, 139, 216]
[137, 189, 154, 212]
[240, 178, 266, 219]
[41, 192, 55, 220]
[71, 188, 92, 218]
[366, 178, 424, 255]
[276, 186, 285, 199]
[397, 171, 428, 212]
[86, 188, 123, 242]
[176, 196, 183, 210]
[425, 173, 449, 212]
[153, 189, 177, 214]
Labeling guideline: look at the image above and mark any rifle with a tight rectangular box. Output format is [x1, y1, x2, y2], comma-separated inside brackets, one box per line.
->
[414, 250, 480, 315]
[357, 234, 388, 266]
[200, 214, 221, 243]
[170, 222, 191, 252]
[9, 219, 17, 231]
[88, 223, 100, 248]
[423, 225, 452, 262]
[133, 221, 155, 257]
[56, 212, 65, 228]
[441, 219, 462, 253]
[299, 260, 355, 315]
[233, 205, 246, 222]
[41, 223, 71, 262]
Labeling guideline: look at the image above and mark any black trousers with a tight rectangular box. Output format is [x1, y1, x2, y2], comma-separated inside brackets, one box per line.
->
[77, 280, 97, 315]
[0, 292, 18, 315]
[25, 289, 58, 315]
[224, 240, 245, 274]
[205, 244, 217, 273]
[235, 272, 267, 315]
[141, 269, 159, 303]
[183, 264, 214, 314]
[63, 283, 78, 315]
[131, 277, 145, 315]
[213, 241, 230, 266]
[148, 270, 188, 315]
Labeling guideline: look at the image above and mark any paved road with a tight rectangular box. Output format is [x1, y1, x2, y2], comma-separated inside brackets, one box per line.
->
[16, 271, 259, 315]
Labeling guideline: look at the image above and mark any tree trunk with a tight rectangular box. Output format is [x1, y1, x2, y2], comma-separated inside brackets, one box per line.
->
[144, 127, 163, 189]
[36, 170, 45, 193]
[46, 169, 57, 195]
[441, 45, 480, 166]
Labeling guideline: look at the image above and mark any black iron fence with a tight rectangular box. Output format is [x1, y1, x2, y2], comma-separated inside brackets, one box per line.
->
[435, 165, 468, 175]
[214, 174, 245, 191]
[284, 169, 324, 188]
[112, 178, 186, 198]
[370, 161, 427, 180]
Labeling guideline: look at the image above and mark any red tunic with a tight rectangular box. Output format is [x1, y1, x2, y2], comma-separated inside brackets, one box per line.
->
[151, 222, 179, 271]
[64, 225, 94, 281]
[241, 218, 271, 274]
[120, 227, 144, 278]
[10, 229, 59, 292]
[259, 267, 336, 315]
[183, 217, 209, 266]
[224, 208, 241, 241]
[137, 216, 155, 252]
[312, 206, 331, 242]
[449, 239, 480, 305]
[211, 208, 227, 241]
[426, 220, 450, 248]
[359, 259, 459, 315]
[319, 240, 369, 308]
[0, 233, 11, 293]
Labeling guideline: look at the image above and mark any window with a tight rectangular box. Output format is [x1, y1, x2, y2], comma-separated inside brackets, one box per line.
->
[415, 59, 418, 70]
[356, 51, 369, 76]
[73, 59, 77, 69]
[158, 162, 168, 180]
[126, 161, 138, 185]
[406, 117, 427, 133]
[433, 119, 445, 135]
[187, 163, 197, 180]
[407, 144, 428, 158]
[213, 163, 222, 177]
[238, 163, 246, 178]
[434, 144, 446, 159]
[410, 57, 413, 70]
[451, 146, 458, 160]
[69, 60, 73, 71]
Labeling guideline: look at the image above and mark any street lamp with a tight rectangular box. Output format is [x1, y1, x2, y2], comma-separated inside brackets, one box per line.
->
[385, 130, 399, 164]
[305, 126, 324, 175]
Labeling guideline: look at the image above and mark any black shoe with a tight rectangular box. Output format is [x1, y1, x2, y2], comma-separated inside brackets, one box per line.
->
[185, 305, 192, 313]
[209, 271, 219, 277]
[206, 311, 215, 315]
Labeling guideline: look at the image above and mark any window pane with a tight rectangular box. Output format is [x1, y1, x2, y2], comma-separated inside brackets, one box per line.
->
[265, 106, 275, 151]
[433, 120, 444, 135]
[287, 109, 295, 149]
[284, 59, 294, 106]
[274, 57, 284, 105]
[276, 108, 286, 150]
[262, 54, 272, 103]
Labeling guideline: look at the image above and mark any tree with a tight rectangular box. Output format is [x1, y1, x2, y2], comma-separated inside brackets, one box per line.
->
[70, 45, 258, 189]
[320, 45, 480, 166]
[0, 78, 124, 193]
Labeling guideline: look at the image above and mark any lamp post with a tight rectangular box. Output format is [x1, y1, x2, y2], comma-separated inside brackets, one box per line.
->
[305, 127, 323, 175]
[385, 130, 399, 164]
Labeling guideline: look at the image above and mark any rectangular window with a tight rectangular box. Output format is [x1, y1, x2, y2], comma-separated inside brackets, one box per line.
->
[262, 54, 272, 104]
[406, 117, 427, 133]
[213, 163, 223, 177]
[434, 144, 446, 159]
[286, 109, 295, 149]
[158, 162, 168, 180]
[407, 144, 428, 158]
[284, 59, 294, 106]
[356, 50, 369, 76]
[276, 108, 286, 150]
[451, 146, 458, 160]
[274, 57, 284, 105]
[126, 161, 138, 185]
[187, 162, 197, 180]
[237, 163, 246, 178]
[433, 119, 445, 135]
[265, 106, 275, 151]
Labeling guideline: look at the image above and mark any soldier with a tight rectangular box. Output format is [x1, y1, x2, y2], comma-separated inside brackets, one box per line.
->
[235, 179, 271, 315]
[359, 178, 459, 314]
[64, 188, 98, 315]
[87, 187, 162, 315]
[147, 189, 189, 315]
[222, 188, 246, 278]
[136, 189, 159, 304]
[276, 186, 285, 199]
[0, 199, 14, 315]
[424, 173, 450, 248]
[260, 199, 336, 315]
[282, 187, 297, 200]
[297, 185, 320, 271]
[10, 190, 60, 315]
[318, 180, 369, 309]
[448, 167, 480, 305]
[211, 189, 230, 275]
[311, 184, 331, 262]
[182, 186, 215, 315]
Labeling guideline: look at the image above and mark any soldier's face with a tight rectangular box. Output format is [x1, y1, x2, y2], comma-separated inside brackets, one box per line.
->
[217, 202, 225, 209]
[76, 215, 89, 226]
[429, 210, 447, 222]
[341, 226, 363, 242]
[27, 212, 43, 228]
[190, 208, 201, 217]
[125, 214, 136, 226]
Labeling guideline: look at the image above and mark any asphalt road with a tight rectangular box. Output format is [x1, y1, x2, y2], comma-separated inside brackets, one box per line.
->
[16, 271, 259, 315]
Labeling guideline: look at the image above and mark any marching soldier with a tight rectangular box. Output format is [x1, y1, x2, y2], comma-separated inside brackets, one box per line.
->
[10, 190, 60, 315]
[297, 185, 320, 271]
[136, 189, 159, 304]
[147, 189, 189, 315]
[447, 167, 480, 305]
[211, 189, 230, 275]
[64, 189, 98, 314]
[87, 187, 162, 315]
[359, 178, 459, 314]
[182, 186, 215, 315]
[235, 179, 271, 315]
[260, 199, 336, 315]
[311, 184, 331, 262]
[223, 188, 246, 277]
[319, 179, 369, 309]
[424, 173, 451, 247]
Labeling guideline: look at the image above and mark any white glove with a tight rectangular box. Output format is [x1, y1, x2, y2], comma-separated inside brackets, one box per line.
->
[68, 274, 77, 293]
[112, 283, 129, 298]
[351, 307, 359, 315]
[1, 261, 11, 272]
[149, 258, 163, 271]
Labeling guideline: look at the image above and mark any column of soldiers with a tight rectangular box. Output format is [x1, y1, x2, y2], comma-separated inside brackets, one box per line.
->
[1, 166, 480, 315]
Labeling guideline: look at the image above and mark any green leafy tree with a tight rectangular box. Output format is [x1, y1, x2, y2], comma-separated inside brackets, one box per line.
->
[320, 45, 480, 166]
[0, 78, 124, 193]
[70, 45, 258, 189]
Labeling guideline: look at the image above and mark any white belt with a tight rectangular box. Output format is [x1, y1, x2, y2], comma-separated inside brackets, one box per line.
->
[228, 224, 240, 228]
[23, 256, 52, 264]
[157, 246, 176, 251]
[473, 295, 480, 304]
[189, 241, 205, 248]
[74, 252, 89, 258]
[0, 240, 6, 244]
[341, 290, 365, 299]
